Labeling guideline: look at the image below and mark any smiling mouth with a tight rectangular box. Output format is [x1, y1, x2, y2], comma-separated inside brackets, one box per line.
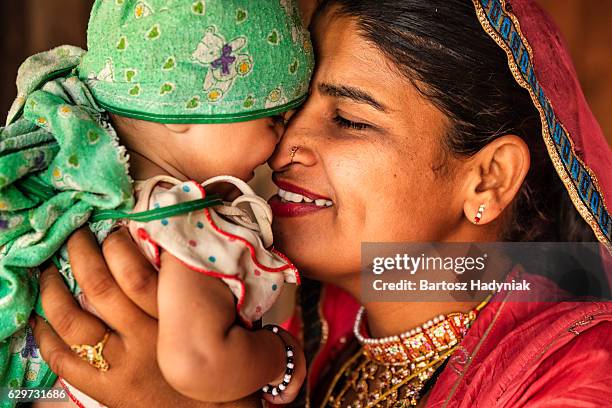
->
[277, 188, 333, 207]
[270, 180, 334, 216]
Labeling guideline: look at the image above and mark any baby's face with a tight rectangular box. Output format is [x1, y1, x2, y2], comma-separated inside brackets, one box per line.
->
[168, 116, 285, 183]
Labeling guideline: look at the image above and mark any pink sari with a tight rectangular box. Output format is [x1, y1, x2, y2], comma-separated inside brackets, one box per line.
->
[425, 272, 612, 407]
[288, 0, 612, 406]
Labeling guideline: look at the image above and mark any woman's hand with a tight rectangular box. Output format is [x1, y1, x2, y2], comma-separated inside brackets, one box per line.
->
[33, 228, 260, 408]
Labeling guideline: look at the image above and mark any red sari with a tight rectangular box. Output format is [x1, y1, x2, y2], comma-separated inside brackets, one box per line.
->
[287, 271, 612, 407]
[425, 277, 612, 407]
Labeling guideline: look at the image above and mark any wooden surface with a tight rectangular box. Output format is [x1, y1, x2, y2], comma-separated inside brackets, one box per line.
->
[1, 1, 610, 144]
[0, 0, 92, 121]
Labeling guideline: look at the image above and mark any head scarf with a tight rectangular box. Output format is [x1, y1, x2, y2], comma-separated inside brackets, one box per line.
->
[425, 11, 612, 407]
[78, 0, 314, 123]
[473, 0, 611, 250]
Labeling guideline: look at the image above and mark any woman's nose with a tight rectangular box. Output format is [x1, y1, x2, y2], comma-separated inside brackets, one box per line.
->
[268, 127, 316, 171]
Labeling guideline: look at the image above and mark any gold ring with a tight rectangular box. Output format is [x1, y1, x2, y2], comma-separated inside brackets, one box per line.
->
[71, 331, 111, 371]
[290, 146, 299, 164]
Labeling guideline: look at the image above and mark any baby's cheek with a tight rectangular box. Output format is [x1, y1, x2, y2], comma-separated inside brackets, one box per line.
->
[260, 134, 282, 165]
[247, 126, 280, 161]
[246, 142, 274, 172]
[223, 142, 267, 180]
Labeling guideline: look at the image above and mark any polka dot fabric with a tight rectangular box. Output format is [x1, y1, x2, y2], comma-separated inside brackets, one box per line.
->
[129, 177, 299, 325]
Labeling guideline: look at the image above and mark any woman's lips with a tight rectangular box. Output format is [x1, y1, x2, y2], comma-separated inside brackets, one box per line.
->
[269, 195, 330, 216]
[273, 180, 331, 201]
[270, 180, 333, 217]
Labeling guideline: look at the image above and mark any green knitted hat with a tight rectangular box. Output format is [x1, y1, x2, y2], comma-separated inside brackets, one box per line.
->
[78, 0, 314, 123]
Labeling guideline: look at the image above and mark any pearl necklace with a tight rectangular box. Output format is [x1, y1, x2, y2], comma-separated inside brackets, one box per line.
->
[353, 298, 490, 366]
[322, 299, 490, 407]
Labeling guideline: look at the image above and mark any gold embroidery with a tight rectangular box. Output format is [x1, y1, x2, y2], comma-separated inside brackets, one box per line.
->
[568, 315, 594, 335]
[322, 299, 490, 407]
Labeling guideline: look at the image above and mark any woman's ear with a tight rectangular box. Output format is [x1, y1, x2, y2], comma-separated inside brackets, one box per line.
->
[164, 123, 191, 134]
[462, 135, 530, 225]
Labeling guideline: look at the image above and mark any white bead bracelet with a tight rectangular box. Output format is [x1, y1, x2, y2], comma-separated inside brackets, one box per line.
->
[261, 325, 294, 397]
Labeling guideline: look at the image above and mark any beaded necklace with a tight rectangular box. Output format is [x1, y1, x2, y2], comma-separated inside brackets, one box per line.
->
[322, 297, 490, 407]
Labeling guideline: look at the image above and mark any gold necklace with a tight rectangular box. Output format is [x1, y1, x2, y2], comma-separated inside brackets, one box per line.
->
[322, 297, 490, 407]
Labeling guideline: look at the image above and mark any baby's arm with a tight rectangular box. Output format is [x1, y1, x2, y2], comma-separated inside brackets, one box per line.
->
[157, 251, 303, 403]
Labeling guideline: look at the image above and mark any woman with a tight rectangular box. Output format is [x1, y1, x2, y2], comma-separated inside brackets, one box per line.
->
[33, 0, 612, 406]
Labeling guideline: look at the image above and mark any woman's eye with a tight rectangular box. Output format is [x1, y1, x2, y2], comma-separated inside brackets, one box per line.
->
[333, 115, 370, 130]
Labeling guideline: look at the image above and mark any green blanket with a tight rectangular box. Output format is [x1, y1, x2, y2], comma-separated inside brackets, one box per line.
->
[0, 45, 133, 403]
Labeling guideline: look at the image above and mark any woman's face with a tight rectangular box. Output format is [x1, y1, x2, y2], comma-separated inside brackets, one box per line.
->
[268, 10, 468, 287]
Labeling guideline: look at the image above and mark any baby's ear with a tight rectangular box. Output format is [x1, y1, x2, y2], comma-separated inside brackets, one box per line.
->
[164, 123, 191, 134]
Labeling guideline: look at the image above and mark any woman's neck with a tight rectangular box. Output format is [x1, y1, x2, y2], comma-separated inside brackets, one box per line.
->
[334, 277, 484, 337]
[363, 301, 482, 338]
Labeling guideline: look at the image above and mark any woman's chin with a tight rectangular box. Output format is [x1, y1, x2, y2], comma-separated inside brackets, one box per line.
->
[272, 221, 348, 282]
[273, 223, 316, 261]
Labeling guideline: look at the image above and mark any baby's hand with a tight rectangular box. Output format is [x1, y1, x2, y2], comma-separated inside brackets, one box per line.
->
[263, 327, 306, 405]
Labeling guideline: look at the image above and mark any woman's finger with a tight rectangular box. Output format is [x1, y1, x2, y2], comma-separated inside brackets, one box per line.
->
[66, 228, 151, 333]
[33, 316, 102, 383]
[34, 315, 125, 391]
[39, 264, 107, 345]
[102, 228, 159, 319]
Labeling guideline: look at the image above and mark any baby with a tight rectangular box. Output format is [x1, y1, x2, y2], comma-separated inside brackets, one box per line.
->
[0, 0, 313, 406]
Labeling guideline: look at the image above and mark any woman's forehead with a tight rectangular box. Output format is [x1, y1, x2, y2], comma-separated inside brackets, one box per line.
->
[312, 12, 387, 76]
[310, 10, 432, 114]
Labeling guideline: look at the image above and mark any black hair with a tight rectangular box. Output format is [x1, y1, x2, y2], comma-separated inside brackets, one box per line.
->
[318, 0, 596, 244]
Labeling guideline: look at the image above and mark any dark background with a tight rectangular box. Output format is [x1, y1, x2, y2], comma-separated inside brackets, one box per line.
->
[1, 1, 610, 143]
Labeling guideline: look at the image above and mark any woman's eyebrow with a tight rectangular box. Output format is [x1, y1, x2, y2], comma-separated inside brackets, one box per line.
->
[318, 82, 387, 112]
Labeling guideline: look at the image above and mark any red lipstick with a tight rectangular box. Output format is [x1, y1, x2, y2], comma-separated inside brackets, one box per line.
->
[273, 179, 330, 201]
[270, 179, 333, 217]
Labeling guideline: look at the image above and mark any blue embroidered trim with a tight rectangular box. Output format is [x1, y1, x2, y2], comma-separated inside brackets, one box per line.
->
[476, 0, 611, 246]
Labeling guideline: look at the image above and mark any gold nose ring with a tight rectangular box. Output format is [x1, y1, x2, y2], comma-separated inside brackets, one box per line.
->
[290, 146, 300, 164]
